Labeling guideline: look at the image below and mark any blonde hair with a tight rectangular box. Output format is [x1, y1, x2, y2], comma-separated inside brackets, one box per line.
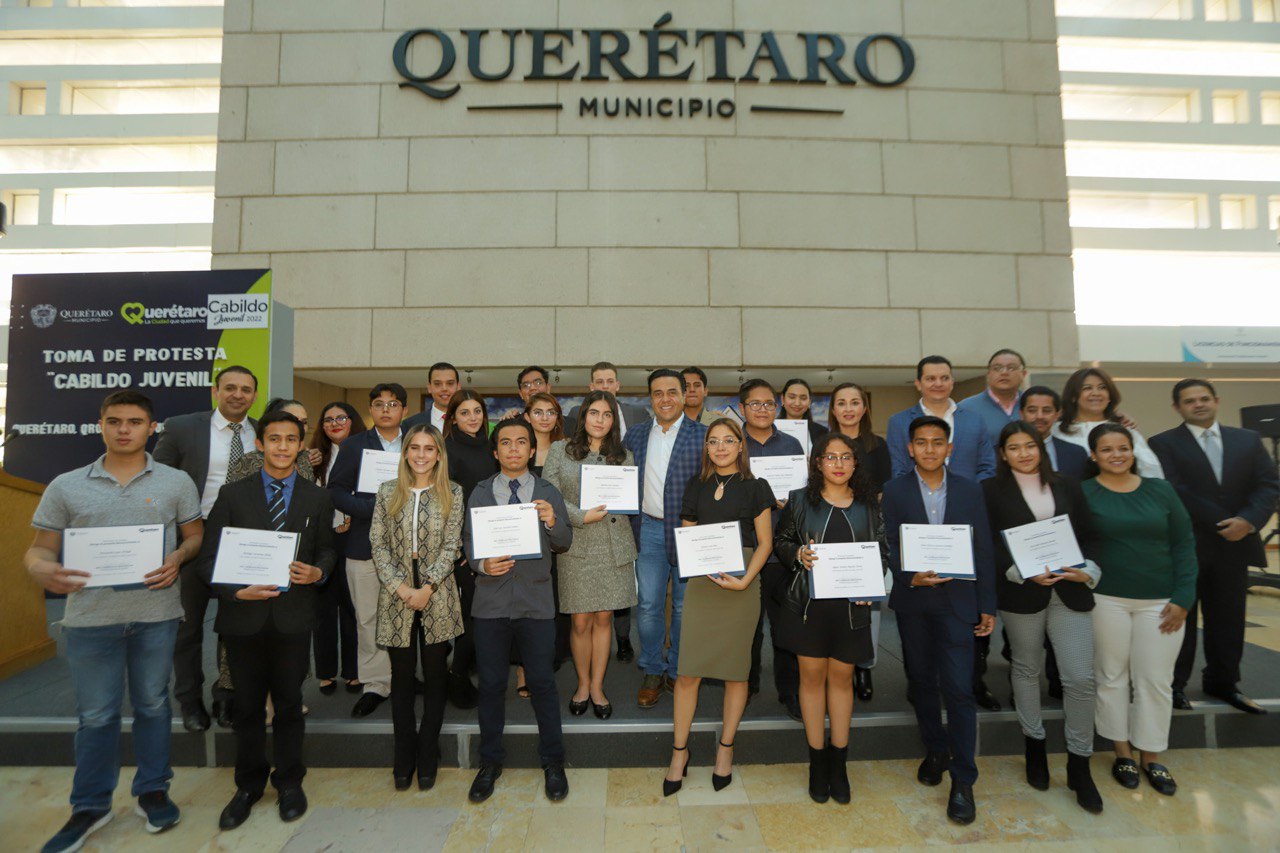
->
[385, 424, 453, 520]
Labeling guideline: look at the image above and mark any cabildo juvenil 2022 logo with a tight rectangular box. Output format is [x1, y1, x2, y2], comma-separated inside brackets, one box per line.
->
[118, 295, 269, 330]
[393, 12, 915, 120]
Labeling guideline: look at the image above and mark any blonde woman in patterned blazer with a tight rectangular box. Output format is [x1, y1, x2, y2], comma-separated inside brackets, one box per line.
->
[370, 423, 465, 793]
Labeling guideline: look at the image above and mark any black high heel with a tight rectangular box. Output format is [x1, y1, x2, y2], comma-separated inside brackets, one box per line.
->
[662, 745, 689, 797]
[712, 740, 734, 791]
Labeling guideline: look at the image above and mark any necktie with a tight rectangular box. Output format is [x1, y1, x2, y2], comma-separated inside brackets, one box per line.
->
[267, 479, 288, 530]
[226, 422, 244, 481]
[1202, 429, 1223, 483]
[508, 479, 522, 505]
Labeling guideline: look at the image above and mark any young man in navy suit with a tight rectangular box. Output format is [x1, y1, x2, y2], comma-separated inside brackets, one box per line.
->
[884, 416, 997, 826]
[1151, 379, 1280, 715]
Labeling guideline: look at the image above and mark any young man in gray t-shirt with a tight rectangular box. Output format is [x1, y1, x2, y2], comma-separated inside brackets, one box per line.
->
[26, 391, 203, 853]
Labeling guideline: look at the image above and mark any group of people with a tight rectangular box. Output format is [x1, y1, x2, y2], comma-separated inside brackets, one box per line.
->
[24, 353, 1277, 852]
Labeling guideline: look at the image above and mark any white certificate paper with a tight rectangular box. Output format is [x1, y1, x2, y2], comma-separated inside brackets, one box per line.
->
[749, 455, 808, 502]
[810, 542, 887, 600]
[1002, 514, 1085, 580]
[775, 419, 812, 457]
[356, 448, 401, 494]
[63, 524, 165, 588]
[675, 521, 746, 579]
[212, 527, 299, 588]
[470, 503, 543, 561]
[579, 464, 639, 515]
[901, 524, 975, 580]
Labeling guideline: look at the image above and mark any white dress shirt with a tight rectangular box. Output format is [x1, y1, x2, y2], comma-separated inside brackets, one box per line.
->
[1185, 421, 1221, 444]
[642, 417, 682, 519]
[920, 397, 957, 436]
[200, 408, 248, 518]
[430, 406, 446, 433]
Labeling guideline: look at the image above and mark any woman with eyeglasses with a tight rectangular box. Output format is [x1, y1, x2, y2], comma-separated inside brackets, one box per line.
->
[521, 391, 571, 690]
[1052, 367, 1163, 478]
[781, 378, 829, 448]
[663, 418, 774, 797]
[774, 432, 886, 804]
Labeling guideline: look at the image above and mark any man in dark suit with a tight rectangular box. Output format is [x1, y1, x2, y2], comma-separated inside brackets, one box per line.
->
[1150, 379, 1279, 714]
[198, 410, 335, 830]
[463, 418, 573, 804]
[884, 416, 997, 826]
[327, 383, 407, 717]
[1020, 386, 1090, 480]
[153, 364, 258, 733]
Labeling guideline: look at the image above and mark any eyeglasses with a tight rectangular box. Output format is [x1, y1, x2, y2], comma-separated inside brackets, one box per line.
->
[820, 454, 855, 464]
[989, 364, 1025, 374]
[371, 401, 402, 411]
[529, 410, 558, 420]
[743, 400, 777, 412]
[706, 438, 740, 448]
[519, 379, 547, 391]
[321, 415, 350, 426]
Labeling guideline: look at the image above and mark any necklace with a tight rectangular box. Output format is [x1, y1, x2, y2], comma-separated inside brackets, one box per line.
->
[713, 472, 736, 501]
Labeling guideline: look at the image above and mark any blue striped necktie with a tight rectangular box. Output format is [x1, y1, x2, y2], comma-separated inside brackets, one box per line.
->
[268, 479, 288, 530]
[508, 480, 521, 505]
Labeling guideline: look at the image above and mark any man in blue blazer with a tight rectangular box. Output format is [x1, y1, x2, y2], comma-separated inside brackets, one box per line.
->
[957, 348, 1027, 447]
[1019, 386, 1090, 481]
[884, 416, 997, 826]
[887, 355, 996, 481]
[1150, 379, 1280, 715]
[623, 369, 708, 708]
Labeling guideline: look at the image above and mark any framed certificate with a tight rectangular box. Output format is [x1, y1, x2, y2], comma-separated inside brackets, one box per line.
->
[212, 527, 300, 588]
[579, 464, 639, 515]
[901, 523, 975, 580]
[775, 419, 812, 457]
[62, 524, 165, 589]
[1001, 514, 1085, 580]
[809, 542, 887, 600]
[748, 455, 808, 502]
[470, 503, 543, 561]
[356, 448, 401, 494]
[675, 521, 746, 579]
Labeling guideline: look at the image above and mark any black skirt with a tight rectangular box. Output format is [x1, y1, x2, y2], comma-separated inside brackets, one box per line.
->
[776, 598, 873, 664]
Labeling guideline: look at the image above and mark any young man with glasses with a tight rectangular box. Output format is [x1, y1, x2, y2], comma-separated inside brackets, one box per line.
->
[328, 383, 408, 717]
[957, 349, 1028, 448]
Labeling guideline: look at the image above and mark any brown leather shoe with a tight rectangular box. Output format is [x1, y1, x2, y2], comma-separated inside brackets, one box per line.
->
[637, 674, 664, 708]
[663, 674, 676, 694]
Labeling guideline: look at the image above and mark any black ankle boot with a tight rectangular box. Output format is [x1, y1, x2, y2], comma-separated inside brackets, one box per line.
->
[1025, 736, 1050, 791]
[1066, 752, 1103, 814]
[826, 744, 850, 804]
[807, 746, 830, 803]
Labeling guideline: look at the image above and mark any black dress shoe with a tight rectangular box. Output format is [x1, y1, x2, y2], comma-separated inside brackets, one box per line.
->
[1204, 688, 1267, 715]
[1142, 762, 1177, 796]
[277, 786, 307, 822]
[351, 692, 386, 718]
[212, 699, 233, 729]
[568, 697, 589, 716]
[973, 682, 1002, 712]
[181, 701, 210, 733]
[448, 671, 479, 710]
[1171, 689, 1193, 711]
[418, 771, 436, 791]
[946, 781, 976, 825]
[469, 764, 502, 803]
[782, 694, 803, 723]
[1111, 757, 1140, 789]
[394, 775, 412, 791]
[918, 751, 947, 786]
[218, 789, 261, 830]
[543, 763, 569, 801]
[854, 667, 873, 702]
[616, 638, 634, 663]
[592, 700, 613, 720]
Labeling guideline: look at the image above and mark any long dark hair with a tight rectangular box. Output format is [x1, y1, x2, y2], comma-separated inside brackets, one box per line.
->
[443, 389, 489, 439]
[1060, 367, 1122, 433]
[804, 432, 877, 511]
[781, 378, 815, 422]
[566, 390, 627, 464]
[311, 400, 366, 485]
[995, 421, 1058, 489]
[826, 382, 882, 454]
[1087, 422, 1139, 476]
[699, 418, 755, 481]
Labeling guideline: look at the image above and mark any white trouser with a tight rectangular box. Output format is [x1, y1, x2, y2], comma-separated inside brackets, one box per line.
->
[1092, 593, 1183, 753]
[346, 557, 391, 697]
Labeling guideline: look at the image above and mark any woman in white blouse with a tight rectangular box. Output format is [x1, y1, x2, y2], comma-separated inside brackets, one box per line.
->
[1051, 367, 1164, 479]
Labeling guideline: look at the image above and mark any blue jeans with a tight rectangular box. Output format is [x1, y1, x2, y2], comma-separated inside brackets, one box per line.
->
[635, 515, 685, 678]
[64, 619, 179, 812]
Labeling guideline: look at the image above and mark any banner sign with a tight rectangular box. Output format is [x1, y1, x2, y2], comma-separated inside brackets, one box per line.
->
[1182, 327, 1280, 364]
[5, 269, 274, 484]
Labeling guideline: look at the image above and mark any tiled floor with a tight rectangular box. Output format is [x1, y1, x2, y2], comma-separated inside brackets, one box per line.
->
[3, 747, 1277, 851]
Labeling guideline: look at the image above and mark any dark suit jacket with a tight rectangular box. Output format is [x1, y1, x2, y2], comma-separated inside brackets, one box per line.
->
[327, 428, 404, 560]
[1049, 437, 1090, 481]
[1150, 423, 1279, 568]
[886, 403, 996, 481]
[623, 415, 708, 564]
[198, 474, 336, 636]
[981, 475, 1098, 614]
[883, 472, 997, 621]
[153, 410, 257, 498]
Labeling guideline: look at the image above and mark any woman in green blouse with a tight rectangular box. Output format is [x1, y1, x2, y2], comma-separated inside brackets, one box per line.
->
[1082, 423, 1196, 798]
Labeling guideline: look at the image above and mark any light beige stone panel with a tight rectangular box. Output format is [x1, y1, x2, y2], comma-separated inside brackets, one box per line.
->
[557, 192, 738, 248]
[371, 308, 556, 367]
[220, 34, 279, 87]
[587, 249, 708, 305]
[710, 250, 888, 307]
[1029, 0, 1060, 41]
[223, 0, 252, 34]
[589, 138, 706, 190]
[405, 249, 588, 306]
[888, 252, 1017, 308]
[882, 143, 1011, 199]
[1036, 95, 1065, 145]
[1002, 43, 1062, 95]
[247, 86, 381, 140]
[214, 142, 274, 197]
[410, 137, 586, 192]
[380, 83, 561, 138]
[734, 0, 903, 31]
[384, 0, 558, 29]
[707, 139, 881, 194]
[739, 194, 916, 251]
[241, 195, 376, 253]
[280, 33, 404, 85]
[893, 38, 1003, 92]
[254, 0, 383, 31]
[296, 308, 372, 368]
[271, 251, 406, 308]
[557, 84, 739, 137]
[743, 308, 921, 366]
[376, 193, 557, 249]
[275, 140, 409, 195]
[212, 198, 239, 254]
[907, 91, 1037, 144]
[211, 253, 269, 270]
[1049, 310, 1079, 368]
[920, 310, 1050, 367]
[556, 307, 741, 365]
[1010, 146, 1068, 201]
[1042, 202, 1072, 254]
[217, 86, 247, 142]
[557, 0, 731, 28]
[903, 0, 1029, 39]
[915, 198, 1043, 254]
[735, 86, 909, 141]
[1017, 255, 1075, 311]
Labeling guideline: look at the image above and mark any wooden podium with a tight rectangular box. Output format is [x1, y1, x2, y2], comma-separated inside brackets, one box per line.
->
[0, 469, 55, 680]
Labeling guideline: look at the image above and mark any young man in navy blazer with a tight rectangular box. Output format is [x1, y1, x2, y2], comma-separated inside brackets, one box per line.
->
[1150, 379, 1280, 715]
[1019, 386, 1090, 481]
[884, 416, 997, 826]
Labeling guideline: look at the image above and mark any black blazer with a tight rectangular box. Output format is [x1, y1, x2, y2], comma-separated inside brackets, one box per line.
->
[1049, 437, 1090, 481]
[981, 475, 1098, 614]
[327, 428, 404, 560]
[198, 474, 337, 636]
[1150, 423, 1279, 568]
[153, 410, 258, 498]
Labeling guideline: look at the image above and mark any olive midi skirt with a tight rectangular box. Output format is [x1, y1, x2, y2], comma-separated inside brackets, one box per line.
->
[677, 548, 760, 682]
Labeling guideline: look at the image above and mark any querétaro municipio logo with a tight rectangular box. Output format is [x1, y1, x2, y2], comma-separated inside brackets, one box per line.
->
[30, 304, 57, 329]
